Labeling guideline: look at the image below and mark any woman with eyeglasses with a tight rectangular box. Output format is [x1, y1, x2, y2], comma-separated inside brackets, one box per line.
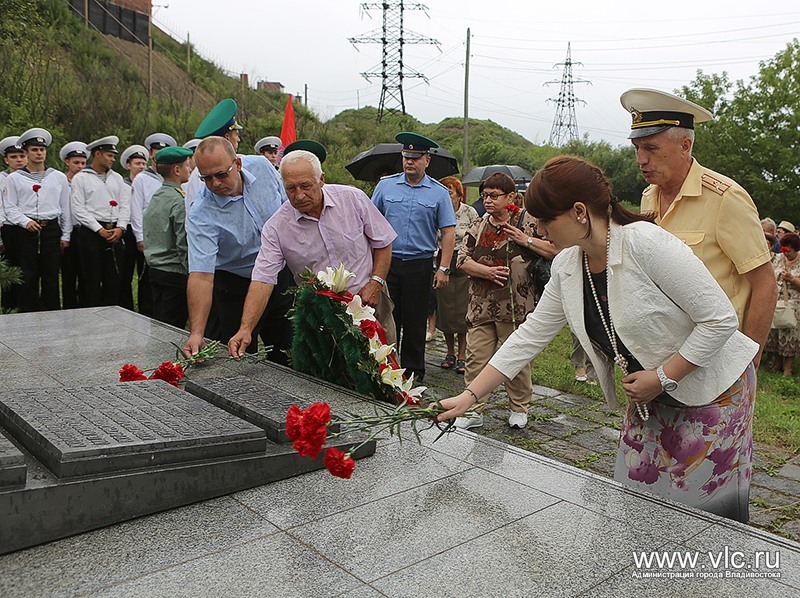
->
[438, 156, 759, 523]
[454, 172, 557, 430]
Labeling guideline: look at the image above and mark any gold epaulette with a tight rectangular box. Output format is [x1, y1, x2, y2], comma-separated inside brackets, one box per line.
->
[701, 173, 731, 196]
[177, 188, 187, 198]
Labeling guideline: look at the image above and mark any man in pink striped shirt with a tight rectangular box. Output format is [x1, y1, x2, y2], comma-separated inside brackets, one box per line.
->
[228, 148, 397, 356]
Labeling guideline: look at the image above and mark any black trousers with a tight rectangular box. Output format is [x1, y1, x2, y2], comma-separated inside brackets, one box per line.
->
[61, 226, 81, 309]
[150, 268, 188, 329]
[14, 222, 61, 312]
[1, 224, 20, 310]
[212, 266, 294, 366]
[78, 226, 123, 307]
[119, 225, 152, 315]
[387, 256, 434, 382]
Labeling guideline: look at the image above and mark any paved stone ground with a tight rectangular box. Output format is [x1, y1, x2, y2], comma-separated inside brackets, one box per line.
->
[422, 334, 800, 542]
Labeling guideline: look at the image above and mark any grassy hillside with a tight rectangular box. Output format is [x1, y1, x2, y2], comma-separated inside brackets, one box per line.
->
[0, 0, 644, 200]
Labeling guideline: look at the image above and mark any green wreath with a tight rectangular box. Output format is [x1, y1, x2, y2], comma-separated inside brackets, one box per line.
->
[290, 276, 396, 402]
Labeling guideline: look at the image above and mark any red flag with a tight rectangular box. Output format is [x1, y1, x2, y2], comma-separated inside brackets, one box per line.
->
[280, 94, 296, 149]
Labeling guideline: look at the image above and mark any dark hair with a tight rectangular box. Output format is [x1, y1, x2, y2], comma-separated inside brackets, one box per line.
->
[483, 172, 515, 194]
[440, 176, 464, 200]
[156, 161, 180, 178]
[781, 232, 800, 251]
[525, 155, 654, 235]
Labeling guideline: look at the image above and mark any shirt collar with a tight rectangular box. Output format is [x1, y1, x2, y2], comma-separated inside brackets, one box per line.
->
[292, 185, 336, 221]
[206, 167, 255, 207]
[397, 173, 432, 188]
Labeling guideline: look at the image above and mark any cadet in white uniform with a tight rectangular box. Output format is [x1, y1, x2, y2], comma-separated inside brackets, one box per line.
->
[70, 136, 131, 307]
[3, 128, 71, 311]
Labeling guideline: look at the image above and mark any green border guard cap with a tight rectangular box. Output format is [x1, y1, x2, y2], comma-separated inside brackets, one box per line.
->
[155, 146, 194, 165]
[395, 132, 438, 158]
[195, 98, 244, 139]
[284, 139, 327, 164]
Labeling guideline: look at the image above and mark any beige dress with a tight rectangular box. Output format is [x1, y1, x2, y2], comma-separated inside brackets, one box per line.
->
[436, 202, 479, 334]
[765, 253, 800, 356]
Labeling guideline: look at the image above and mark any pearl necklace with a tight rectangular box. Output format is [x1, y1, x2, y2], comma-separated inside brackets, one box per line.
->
[583, 223, 649, 422]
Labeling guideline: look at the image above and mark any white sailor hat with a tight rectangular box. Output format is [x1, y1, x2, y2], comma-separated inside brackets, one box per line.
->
[120, 145, 149, 169]
[59, 141, 89, 162]
[18, 128, 52, 148]
[620, 88, 714, 139]
[255, 136, 282, 154]
[86, 135, 120, 154]
[144, 132, 177, 151]
[0, 136, 22, 155]
[182, 138, 201, 152]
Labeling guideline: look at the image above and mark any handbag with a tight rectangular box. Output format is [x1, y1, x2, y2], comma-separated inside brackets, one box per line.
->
[516, 209, 551, 296]
[772, 278, 797, 329]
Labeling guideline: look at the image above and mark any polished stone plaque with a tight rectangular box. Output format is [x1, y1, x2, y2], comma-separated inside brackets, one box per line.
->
[0, 380, 266, 478]
[185, 375, 339, 443]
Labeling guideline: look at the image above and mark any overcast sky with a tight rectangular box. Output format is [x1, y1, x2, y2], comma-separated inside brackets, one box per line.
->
[154, 1, 800, 147]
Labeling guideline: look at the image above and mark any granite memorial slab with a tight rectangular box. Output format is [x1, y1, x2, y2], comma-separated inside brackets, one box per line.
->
[185, 375, 340, 443]
[0, 430, 26, 487]
[0, 380, 267, 478]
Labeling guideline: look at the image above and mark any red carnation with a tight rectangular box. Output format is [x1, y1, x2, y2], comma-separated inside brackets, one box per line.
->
[286, 402, 332, 459]
[359, 319, 379, 339]
[32, 184, 41, 192]
[324, 447, 355, 479]
[109, 200, 118, 207]
[119, 364, 147, 382]
[506, 203, 521, 216]
[148, 361, 185, 387]
[781, 246, 790, 254]
[285, 404, 303, 441]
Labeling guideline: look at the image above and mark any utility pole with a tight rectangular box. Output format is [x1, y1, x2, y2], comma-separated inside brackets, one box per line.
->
[147, 1, 154, 98]
[462, 27, 470, 175]
[349, 1, 440, 122]
[186, 32, 191, 74]
[546, 42, 590, 146]
[84, 0, 89, 29]
[304, 83, 308, 106]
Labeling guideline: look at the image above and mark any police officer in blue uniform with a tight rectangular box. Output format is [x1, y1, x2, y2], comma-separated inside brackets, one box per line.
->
[372, 132, 456, 382]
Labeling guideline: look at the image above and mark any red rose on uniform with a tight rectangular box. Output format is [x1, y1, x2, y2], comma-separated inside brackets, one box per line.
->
[109, 200, 118, 207]
[32, 184, 41, 192]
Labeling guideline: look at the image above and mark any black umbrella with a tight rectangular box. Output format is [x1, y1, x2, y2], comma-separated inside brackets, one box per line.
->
[461, 164, 533, 187]
[345, 143, 460, 182]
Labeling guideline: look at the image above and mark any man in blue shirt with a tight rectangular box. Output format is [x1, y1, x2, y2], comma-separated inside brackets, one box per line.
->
[372, 132, 456, 382]
[183, 136, 292, 364]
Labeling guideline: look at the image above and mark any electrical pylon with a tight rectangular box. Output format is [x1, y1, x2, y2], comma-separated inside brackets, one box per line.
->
[349, 1, 440, 122]
[546, 42, 590, 146]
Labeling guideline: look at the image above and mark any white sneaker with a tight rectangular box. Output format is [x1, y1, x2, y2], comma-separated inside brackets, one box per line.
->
[508, 411, 528, 429]
[454, 413, 484, 429]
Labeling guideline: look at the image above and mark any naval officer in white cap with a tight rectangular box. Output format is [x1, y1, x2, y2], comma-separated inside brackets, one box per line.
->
[621, 88, 776, 366]
[70, 135, 130, 307]
[3, 128, 71, 311]
[254, 136, 282, 166]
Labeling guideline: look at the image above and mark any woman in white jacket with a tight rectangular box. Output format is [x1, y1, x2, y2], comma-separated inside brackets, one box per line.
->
[439, 155, 758, 523]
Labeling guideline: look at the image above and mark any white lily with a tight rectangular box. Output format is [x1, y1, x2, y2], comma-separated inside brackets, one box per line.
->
[316, 264, 355, 293]
[346, 294, 376, 324]
[369, 340, 395, 364]
[400, 374, 427, 399]
[380, 365, 406, 388]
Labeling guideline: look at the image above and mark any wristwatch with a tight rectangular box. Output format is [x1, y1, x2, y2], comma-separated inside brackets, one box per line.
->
[656, 366, 678, 392]
[438, 266, 451, 275]
[526, 237, 533, 247]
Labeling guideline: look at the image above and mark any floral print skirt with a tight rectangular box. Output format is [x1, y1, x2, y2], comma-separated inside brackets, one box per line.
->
[614, 363, 756, 523]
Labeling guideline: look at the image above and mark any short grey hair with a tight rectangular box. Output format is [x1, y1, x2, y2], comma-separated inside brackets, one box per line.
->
[279, 150, 322, 180]
[761, 217, 777, 233]
[665, 126, 695, 155]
